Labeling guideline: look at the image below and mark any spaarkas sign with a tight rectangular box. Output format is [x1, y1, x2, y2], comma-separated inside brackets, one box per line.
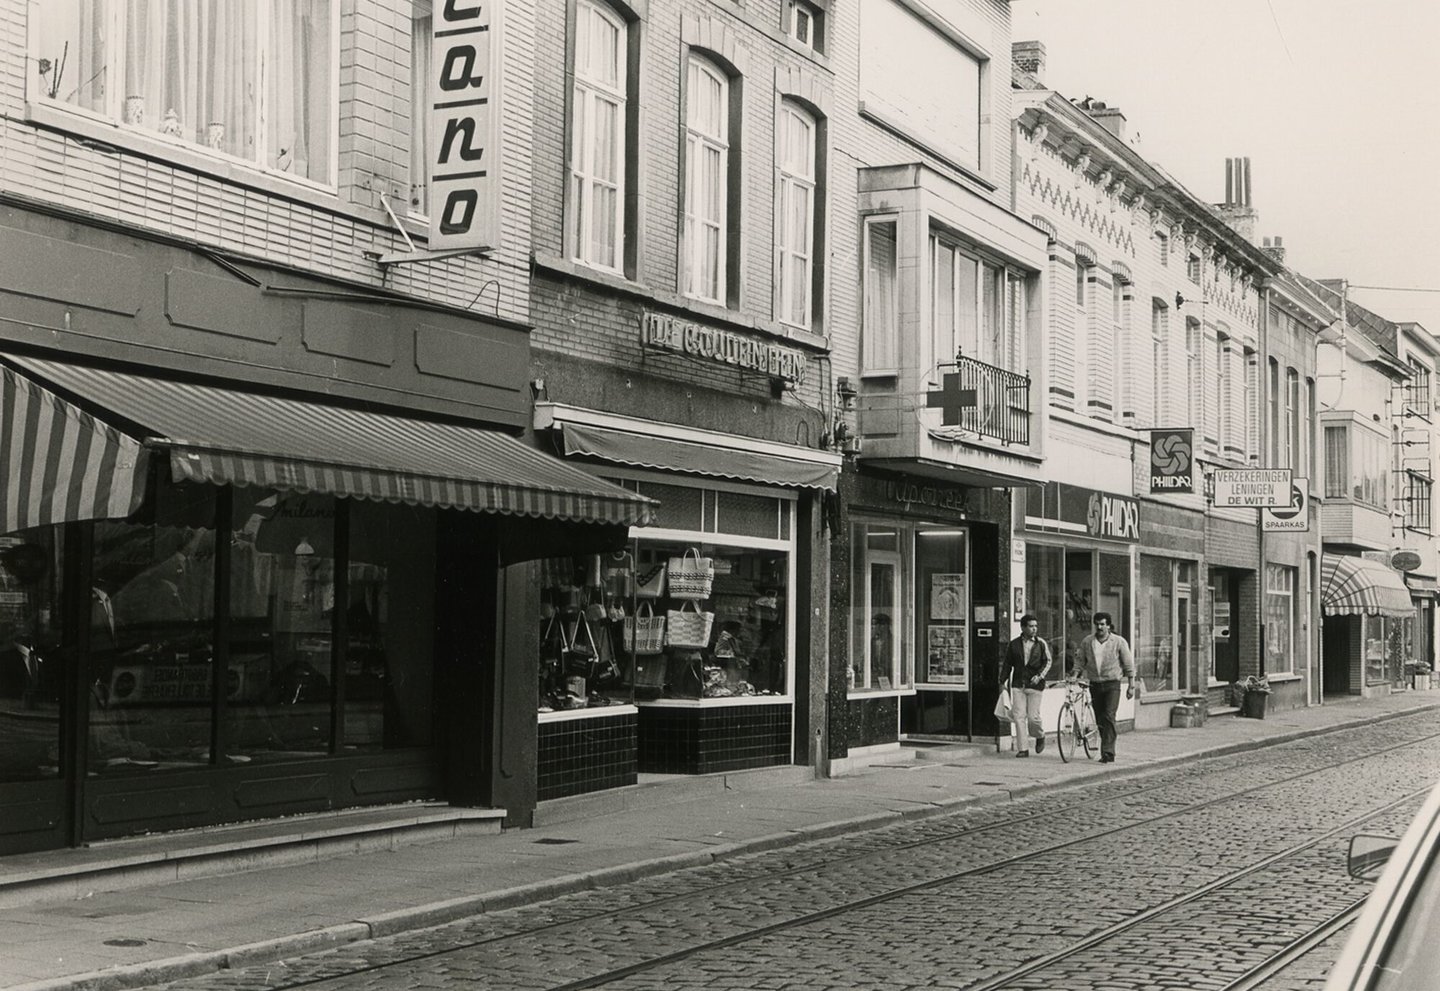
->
[641, 312, 807, 384]
[428, 0, 502, 250]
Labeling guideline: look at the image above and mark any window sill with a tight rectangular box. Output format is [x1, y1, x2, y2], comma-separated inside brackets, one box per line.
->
[636, 695, 793, 707]
[1139, 690, 1183, 705]
[538, 704, 639, 723]
[846, 688, 916, 700]
[24, 101, 421, 243]
[533, 252, 830, 352]
[1265, 673, 1302, 684]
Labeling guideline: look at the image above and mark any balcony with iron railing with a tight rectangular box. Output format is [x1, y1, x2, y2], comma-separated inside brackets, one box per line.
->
[927, 351, 1033, 446]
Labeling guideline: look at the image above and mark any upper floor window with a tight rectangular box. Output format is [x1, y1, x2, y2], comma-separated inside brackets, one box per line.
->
[569, 0, 628, 272]
[862, 217, 899, 372]
[1155, 231, 1169, 267]
[1184, 317, 1201, 427]
[930, 234, 1015, 376]
[1150, 299, 1168, 424]
[1405, 473, 1432, 533]
[1324, 424, 1388, 508]
[859, 0, 983, 173]
[1112, 279, 1130, 422]
[1408, 358, 1433, 416]
[1186, 253, 1201, 284]
[1286, 368, 1299, 471]
[776, 102, 817, 330]
[683, 55, 730, 303]
[1215, 332, 1231, 455]
[31, 0, 336, 184]
[783, 0, 824, 53]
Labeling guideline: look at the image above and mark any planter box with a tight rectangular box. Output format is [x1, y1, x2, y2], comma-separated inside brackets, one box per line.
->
[1240, 691, 1268, 719]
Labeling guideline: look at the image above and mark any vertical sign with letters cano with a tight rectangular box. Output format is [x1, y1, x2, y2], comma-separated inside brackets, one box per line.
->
[429, 1, 502, 250]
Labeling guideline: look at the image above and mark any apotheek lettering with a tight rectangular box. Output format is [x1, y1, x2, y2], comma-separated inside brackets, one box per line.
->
[886, 482, 969, 513]
[642, 312, 806, 383]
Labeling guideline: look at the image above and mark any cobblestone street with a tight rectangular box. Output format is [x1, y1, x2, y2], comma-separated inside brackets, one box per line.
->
[127, 710, 1439, 991]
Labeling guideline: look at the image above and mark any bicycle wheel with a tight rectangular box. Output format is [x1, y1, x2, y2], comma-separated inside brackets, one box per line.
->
[1080, 704, 1099, 759]
[1057, 704, 1076, 763]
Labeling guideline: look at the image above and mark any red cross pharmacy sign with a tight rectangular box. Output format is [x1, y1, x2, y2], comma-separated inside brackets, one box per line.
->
[926, 374, 976, 426]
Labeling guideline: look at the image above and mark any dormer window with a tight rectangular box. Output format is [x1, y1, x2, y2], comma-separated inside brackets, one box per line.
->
[784, 1, 824, 54]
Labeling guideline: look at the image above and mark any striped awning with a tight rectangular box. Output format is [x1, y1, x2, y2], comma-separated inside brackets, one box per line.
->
[3, 356, 656, 529]
[1320, 554, 1414, 618]
[0, 364, 148, 533]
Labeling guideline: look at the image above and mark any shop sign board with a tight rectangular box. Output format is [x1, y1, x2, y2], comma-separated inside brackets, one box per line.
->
[1023, 482, 1140, 544]
[1213, 468, 1291, 508]
[428, 0, 502, 250]
[1262, 478, 1309, 531]
[1393, 549, 1423, 572]
[641, 311, 807, 383]
[1149, 428, 1194, 493]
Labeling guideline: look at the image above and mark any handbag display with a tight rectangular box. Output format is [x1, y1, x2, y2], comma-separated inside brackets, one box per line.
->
[563, 614, 599, 679]
[666, 600, 715, 650]
[603, 551, 634, 600]
[623, 601, 666, 655]
[667, 547, 715, 600]
[634, 563, 667, 599]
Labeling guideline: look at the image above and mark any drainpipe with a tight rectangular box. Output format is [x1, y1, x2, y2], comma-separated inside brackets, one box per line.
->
[1258, 280, 1269, 681]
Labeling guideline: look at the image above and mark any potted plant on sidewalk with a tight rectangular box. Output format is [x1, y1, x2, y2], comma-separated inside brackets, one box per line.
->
[1234, 675, 1272, 719]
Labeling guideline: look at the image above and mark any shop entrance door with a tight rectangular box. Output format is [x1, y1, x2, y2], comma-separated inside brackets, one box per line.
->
[1209, 570, 1239, 684]
[1177, 586, 1202, 695]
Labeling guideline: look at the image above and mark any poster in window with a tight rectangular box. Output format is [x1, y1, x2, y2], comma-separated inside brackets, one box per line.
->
[926, 625, 967, 685]
[930, 573, 966, 620]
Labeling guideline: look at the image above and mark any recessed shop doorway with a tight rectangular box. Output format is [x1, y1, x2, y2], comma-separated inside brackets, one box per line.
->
[1208, 569, 1240, 685]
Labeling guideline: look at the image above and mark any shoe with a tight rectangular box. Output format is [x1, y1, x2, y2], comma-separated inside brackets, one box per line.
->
[1100, 754, 1115, 764]
[1035, 736, 1045, 754]
[1015, 751, 1029, 758]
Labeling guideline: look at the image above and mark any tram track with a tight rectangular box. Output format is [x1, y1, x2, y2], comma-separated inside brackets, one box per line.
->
[169, 722, 1440, 991]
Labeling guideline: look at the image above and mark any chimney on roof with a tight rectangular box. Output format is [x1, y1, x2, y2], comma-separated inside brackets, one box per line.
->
[1216, 156, 1259, 244]
[1262, 236, 1286, 265]
[1072, 94, 1127, 141]
[1013, 40, 1045, 83]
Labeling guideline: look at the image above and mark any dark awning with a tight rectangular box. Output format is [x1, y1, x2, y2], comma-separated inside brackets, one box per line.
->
[1320, 554, 1413, 618]
[558, 421, 840, 492]
[3, 355, 656, 529]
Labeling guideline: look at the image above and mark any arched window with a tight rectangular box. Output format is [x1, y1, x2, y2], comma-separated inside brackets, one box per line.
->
[775, 103, 816, 329]
[683, 56, 729, 303]
[570, 0, 628, 271]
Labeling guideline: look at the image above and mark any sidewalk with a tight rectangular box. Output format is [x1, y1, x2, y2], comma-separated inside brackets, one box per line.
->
[4, 692, 1438, 991]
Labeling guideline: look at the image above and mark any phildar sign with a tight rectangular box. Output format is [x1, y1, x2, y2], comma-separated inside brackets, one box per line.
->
[428, 0, 502, 250]
[1149, 428, 1194, 493]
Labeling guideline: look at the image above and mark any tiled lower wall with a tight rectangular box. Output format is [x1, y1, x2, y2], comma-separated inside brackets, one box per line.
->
[637, 703, 792, 774]
[536, 711, 638, 802]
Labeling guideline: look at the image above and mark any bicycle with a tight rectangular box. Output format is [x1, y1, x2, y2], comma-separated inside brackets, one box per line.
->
[1056, 677, 1100, 763]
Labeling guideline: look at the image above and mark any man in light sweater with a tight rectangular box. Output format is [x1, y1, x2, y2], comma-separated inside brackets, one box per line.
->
[1075, 612, 1135, 764]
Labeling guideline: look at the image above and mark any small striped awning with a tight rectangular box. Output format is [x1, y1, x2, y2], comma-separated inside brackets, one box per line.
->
[1320, 554, 1414, 618]
[2, 356, 656, 530]
[0, 364, 149, 533]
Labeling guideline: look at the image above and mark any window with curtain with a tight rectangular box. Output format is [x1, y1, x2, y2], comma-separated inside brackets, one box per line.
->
[1268, 359, 1281, 463]
[1215, 333, 1231, 455]
[1244, 346, 1259, 461]
[862, 217, 899, 372]
[1296, 367, 1307, 469]
[1324, 425, 1348, 499]
[776, 102, 816, 330]
[1150, 300, 1168, 425]
[1184, 317, 1200, 427]
[930, 232, 1015, 375]
[1112, 280, 1128, 423]
[1265, 564, 1295, 676]
[1306, 378, 1317, 478]
[569, 0, 627, 272]
[32, 1, 335, 183]
[683, 55, 729, 303]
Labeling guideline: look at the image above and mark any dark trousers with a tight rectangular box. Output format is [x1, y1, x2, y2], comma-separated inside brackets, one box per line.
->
[1090, 679, 1122, 758]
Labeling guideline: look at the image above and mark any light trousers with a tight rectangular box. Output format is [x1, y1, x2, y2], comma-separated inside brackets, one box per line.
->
[1010, 687, 1045, 751]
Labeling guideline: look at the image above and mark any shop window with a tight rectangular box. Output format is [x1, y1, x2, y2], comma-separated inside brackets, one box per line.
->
[1024, 544, 1129, 682]
[31, 1, 336, 184]
[1264, 564, 1295, 677]
[915, 528, 967, 687]
[849, 524, 907, 693]
[862, 217, 899, 373]
[1365, 615, 1386, 686]
[224, 490, 335, 761]
[1138, 555, 1177, 694]
[0, 529, 64, 783]
[568, 0, 631, 273]
[343, 502, 436, 750]
[89, 483, 220, 773]
[541, 485, 792, 710]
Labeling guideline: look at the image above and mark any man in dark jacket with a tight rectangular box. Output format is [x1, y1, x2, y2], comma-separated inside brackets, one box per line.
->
[1001, 613, 1053, 757]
